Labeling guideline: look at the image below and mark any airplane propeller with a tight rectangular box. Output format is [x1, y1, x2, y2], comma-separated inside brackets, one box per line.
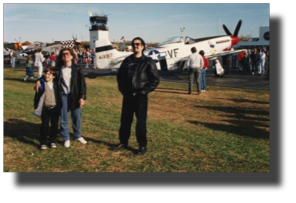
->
[233, 20, 242, 37]
[222, 19, 242, 37]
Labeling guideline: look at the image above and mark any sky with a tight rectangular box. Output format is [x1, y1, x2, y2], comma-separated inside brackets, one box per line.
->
[3, 3, 269, 44]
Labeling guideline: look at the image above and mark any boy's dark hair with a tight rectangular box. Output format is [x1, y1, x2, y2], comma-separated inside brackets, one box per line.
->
[44, 66, 57, 76]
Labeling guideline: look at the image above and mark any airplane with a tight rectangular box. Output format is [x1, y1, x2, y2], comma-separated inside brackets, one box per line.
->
[93, 19, 245, 76]
[4, 38, 27, 51]
[22, 36, 81, 57]
[4, 47, 28, 63]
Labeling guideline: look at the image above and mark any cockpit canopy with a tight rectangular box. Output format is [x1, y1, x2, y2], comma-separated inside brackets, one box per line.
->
[157, 36, 184, 47]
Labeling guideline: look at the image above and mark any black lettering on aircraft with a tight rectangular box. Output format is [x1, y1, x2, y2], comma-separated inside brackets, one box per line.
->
[166, 48, 179, 58]
[167, 50, 173, 58]
[98, 53, 113, 59]
[173, 48, 179, 57]
[216, 39, 230, 44]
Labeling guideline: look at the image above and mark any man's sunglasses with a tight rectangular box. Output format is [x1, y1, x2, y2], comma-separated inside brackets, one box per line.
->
[132, 43, 141, 47]
[62, 52, 70, 56]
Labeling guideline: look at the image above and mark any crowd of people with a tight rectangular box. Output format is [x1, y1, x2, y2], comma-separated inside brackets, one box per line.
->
[232, 46, 269, 79]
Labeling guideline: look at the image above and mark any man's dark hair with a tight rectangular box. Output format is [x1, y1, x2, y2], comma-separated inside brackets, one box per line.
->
[191, 47, 197, 53]
[56, 48, 77, 67]
[132, 37, 146, 53]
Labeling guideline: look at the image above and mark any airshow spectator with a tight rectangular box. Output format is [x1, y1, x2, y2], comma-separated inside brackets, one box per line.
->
[49, 52, 56, 67]
[187, 47, 204, 95]
[250, 47, 259, 75]
[232, 53, 237, 69]
[24, 56, 34, 82]
[115, 37, 159, 155]
[33, 66, 59, 150]
[259, 49, 266, 76]
[35, 48, 45, 78]
[199, 50, 209, 92]
[10, 49, 17, 68]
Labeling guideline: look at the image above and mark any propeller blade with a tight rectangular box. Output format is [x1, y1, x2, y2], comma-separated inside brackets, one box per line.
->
[233, 19, 242, 37]
[222, 24, 232, 36]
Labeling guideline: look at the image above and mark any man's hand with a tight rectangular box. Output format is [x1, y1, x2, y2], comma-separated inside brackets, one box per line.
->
[79, 98, 85, 108]
[35, 81, 41, 93]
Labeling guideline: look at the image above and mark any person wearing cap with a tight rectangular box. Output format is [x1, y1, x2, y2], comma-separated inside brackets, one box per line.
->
[114, 37, 160, 155]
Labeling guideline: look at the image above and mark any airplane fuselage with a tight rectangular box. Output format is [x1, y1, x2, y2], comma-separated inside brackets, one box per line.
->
[144, 35, 238, 70]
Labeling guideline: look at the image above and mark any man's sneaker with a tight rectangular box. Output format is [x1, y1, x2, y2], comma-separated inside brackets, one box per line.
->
[64, 140, 70, 148]
[51, 143, 57, 148]
[41, 145, 47, 150]
[76, 137, 87, 144]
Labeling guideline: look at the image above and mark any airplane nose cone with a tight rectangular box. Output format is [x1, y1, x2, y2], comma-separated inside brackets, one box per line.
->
[231, 36, 240, 47]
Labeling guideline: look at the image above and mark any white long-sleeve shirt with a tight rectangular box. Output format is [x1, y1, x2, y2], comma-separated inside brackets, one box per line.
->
[187, 53, 204, 69]
[34, 52, 44, 66]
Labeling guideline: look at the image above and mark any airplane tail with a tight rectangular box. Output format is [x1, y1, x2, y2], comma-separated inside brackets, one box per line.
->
[94, 38, 127, 69]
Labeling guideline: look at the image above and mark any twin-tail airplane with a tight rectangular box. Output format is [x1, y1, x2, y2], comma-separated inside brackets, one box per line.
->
[94, 20, 245, 76]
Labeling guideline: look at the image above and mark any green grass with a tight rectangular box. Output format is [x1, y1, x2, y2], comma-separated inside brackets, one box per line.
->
[4, 68, 270, 172]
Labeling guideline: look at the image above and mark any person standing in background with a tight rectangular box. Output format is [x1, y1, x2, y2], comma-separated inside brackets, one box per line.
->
[35, 48, 44, 78]
[187, 47, 204, 95]
[199, 50, 209, 93]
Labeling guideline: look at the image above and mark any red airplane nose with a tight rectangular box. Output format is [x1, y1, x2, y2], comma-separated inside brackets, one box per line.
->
[231, 36, 240, 47]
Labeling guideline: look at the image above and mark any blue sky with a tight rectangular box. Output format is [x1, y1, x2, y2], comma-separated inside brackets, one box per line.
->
[3, 3, 269, 43]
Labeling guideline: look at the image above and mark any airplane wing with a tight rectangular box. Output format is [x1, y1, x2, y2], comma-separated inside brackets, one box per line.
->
[205, 49, 247, 60]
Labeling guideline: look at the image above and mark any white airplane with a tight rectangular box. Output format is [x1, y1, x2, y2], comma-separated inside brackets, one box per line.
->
[4, 47, 28, 62]
[94, 20, 245, 76]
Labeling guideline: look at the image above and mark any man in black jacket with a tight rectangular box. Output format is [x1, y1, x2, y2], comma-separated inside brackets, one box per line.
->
[114, 37, 160, 155]
[36, 48, 87, 148]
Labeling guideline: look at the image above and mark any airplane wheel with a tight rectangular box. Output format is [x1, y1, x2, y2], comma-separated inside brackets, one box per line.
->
[214, 68, 224, 77]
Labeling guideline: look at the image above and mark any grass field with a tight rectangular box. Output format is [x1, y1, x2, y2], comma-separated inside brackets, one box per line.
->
[3, 68, 270, 172]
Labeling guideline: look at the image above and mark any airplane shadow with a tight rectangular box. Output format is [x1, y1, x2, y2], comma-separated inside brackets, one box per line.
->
[4, 77, 37, 83]
[190, 105, 269, 139]
[155, 88, 188, 95]
[215, 98, 269, 105]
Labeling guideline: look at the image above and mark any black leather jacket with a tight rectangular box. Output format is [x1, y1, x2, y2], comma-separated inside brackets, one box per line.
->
[56, 63, 86, 110]
[117, 54, 160, 96]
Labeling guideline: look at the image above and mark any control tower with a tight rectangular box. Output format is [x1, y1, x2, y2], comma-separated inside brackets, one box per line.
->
[89, 13, 109, 49]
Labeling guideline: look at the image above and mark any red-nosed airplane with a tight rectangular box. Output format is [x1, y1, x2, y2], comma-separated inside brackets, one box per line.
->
[94, 20, 245, 76]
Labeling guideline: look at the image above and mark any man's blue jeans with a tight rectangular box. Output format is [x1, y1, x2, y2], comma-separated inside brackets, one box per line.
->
[61, 94, 82, 141]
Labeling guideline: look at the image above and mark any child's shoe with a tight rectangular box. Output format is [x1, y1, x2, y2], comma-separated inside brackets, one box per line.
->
[41, 145, 47, 150]
[51, 143, 57, 148]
